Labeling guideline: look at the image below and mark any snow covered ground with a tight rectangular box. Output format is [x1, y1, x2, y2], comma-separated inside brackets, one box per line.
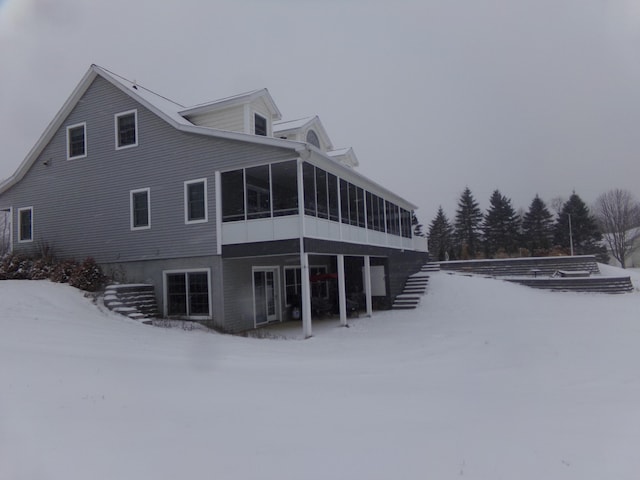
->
[2, 267, 640, 479]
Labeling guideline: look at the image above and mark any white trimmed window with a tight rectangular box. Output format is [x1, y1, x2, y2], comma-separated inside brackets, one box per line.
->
[115, 110, 138, 149]
[67, 122, 87, 159]
[18, 207, 33, 243]
[164, 269, 211, 318]
[254, 113, 267, 136]
[184, 178, 208, 224]
[130, 188, 150, 230]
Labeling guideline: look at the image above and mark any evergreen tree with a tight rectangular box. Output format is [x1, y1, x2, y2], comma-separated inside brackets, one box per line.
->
[554, 192, 609, 262]
[412, 211, 426, 237]
[428, 206, 454, 261]
[454, 187, 483, 259]
[521, 194, 555, 255]
[481, 189, 520, 257]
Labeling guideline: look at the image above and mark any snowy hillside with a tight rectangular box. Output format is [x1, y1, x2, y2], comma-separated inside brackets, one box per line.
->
[2, 268, 640, 480]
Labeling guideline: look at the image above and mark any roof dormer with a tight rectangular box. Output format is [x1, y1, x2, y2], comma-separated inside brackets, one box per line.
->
[273, 116, 333, 152]
[179, 88, 282, 136]
[327, 147, 359, 168]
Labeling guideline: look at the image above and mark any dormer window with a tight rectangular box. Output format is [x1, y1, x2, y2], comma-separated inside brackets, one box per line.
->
[306, 129, 320, 148]
[254, 114, 267, 136]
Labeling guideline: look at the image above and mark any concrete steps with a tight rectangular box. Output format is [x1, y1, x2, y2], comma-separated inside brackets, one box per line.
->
[505, 276, 634, 294]
[440, 255, 600, 277]
[391, 268, 431, 310]
[103, 284, 159, 321]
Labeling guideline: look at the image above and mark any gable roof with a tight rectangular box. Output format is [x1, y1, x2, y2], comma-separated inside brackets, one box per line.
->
[0, 65, 418, 210]
[180, 88, 282, 120]
[0, 65, 302, 195]
[273, 115, 333, 150]
[327, 147, 359, 168]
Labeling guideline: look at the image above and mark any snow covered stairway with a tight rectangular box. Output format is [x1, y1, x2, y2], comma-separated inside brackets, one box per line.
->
[103, 284, 159, 321]
[421, 262, 441, 272]
[392, 271, 430, 310]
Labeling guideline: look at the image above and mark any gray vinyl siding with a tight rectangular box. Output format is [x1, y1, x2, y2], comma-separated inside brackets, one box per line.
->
[1, 76, 296, 263]
[222, 257, 258, 332]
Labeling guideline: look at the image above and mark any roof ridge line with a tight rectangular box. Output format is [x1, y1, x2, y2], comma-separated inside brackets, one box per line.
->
[93, 64, 185, 108]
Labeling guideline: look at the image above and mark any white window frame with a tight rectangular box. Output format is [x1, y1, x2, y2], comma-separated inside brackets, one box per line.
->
[254, 112, 268, 136]
[17, 206, 33, 243]
[162, 268, 212, 320]
[184, 178, 208, 224]
[66, 122, 87, 160]
[114, 109, 138, 150]
[130, 187, 151, 231]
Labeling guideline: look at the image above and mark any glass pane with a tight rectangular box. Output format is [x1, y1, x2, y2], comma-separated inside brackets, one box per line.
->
[377, 196, 385, 232]
[132, 191, 149, 227]
[254, 114, 267, 136]
[246, 165, 271, 219]
[19, 209, 32, 241]
[303, 163, 316, 216]
[188, 272, 209, 315]
[385, 201, 393, 234]
[356, 187, 365, 228]
[348, 183, 358, 226]
[266, 272, 275, 316]
[316, 168, 328, 219]
[69, 126, 85, 157]
[167, 274, 187, 316]
[254, 271, 267, 324]
[366, 192, 374, 230]
[271, 161, 298, 217]
[340, 179, 349, 224]
[188, 182, 206, 221]
[401, 209, 412, 238]
[118, 113, 136, 147]
[327, 173, 339, 222]
[221, 170, 245, 221]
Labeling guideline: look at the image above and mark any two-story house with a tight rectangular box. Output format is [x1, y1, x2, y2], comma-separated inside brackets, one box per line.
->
[0, 64, 428, 336]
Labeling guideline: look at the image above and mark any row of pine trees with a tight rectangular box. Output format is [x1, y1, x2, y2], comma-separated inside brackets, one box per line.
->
[426, 187, 608, 262]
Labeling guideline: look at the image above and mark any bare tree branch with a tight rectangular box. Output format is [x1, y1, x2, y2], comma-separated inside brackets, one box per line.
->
[594, 189, 640, 268]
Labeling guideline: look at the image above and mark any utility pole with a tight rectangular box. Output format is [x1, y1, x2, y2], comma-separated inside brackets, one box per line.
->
[568, 214, 574, 256]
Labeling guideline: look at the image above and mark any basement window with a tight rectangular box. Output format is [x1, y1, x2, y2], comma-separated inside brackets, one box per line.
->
[165, 270, 211, 318]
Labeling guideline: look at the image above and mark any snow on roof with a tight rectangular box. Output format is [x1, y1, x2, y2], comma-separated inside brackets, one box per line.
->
[94, 66, 194, 127]
[273, 116, 316, 132]
[179, 88, 282, 120]
[326, 147, 351, 157]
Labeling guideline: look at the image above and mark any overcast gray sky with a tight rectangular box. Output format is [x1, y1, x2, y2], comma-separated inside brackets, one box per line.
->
[2, 0, 640, 224]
